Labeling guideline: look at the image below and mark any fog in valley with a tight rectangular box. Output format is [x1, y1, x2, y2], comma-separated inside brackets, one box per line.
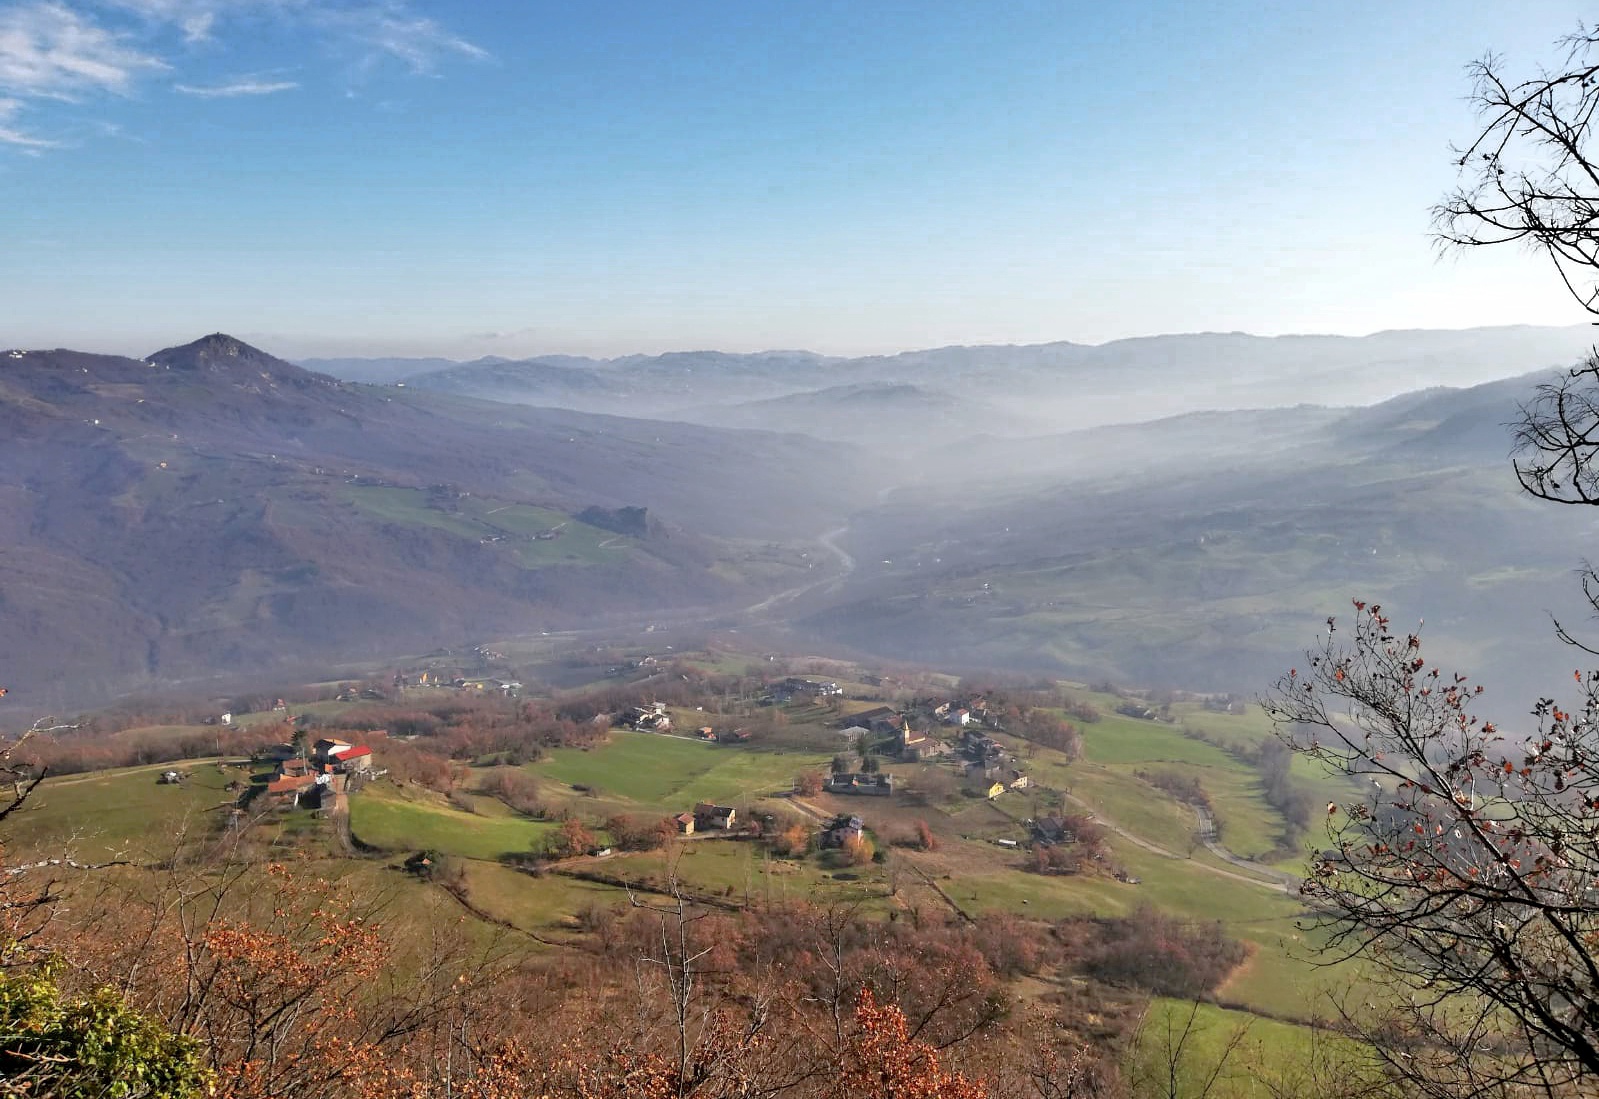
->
[6, 323, 1596, 716]
[17, 7, 1599, 1096]
[316, 323, 1599, 709]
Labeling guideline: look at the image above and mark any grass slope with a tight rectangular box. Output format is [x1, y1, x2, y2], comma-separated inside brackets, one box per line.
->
[349, 784, 559, 861]
[535, 732, 829, 812]
[8, 762, 245, 862]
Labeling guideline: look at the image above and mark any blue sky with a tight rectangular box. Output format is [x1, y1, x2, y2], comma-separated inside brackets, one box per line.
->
[2, 1, 1594, 358]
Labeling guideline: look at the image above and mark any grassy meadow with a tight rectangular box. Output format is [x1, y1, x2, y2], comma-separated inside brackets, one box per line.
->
[7, 761, 248, 862]
[535, 730, 829, 811]
[349, 784, 561, 861]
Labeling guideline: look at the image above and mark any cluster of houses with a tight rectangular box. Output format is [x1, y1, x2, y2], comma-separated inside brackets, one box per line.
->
[262, 737, 377, 811]
[632, 703, 672, 732]
[623, 705, 752, 744]
[958, 729, 1029, 797]
[822, 698, 1028, 799]
[672, 802, 738, 835]
[393, 670, 522, 697]
[766, 677, 844, 704]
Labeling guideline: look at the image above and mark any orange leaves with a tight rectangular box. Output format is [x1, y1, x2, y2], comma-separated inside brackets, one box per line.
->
[839, 988, 988, 1099]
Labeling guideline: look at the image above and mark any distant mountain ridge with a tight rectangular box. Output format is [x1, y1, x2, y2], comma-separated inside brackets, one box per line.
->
[804, 365, 1591, 707]
[0, 334, 879, 714]
[303, 325, 1598, 443]
[9, 325, 1599, 718]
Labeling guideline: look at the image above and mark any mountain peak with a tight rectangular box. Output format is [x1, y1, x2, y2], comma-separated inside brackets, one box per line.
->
[146, 334, 335, 389]
[149, 333, 280, 369]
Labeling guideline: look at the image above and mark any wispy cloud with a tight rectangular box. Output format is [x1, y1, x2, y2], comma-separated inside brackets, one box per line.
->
[0, 1, 166, 100]
[0, 95, 59, 147]
[0, 0, 485, 153]
[104, 0, 490, 71]
[174, 75, 296, 96]
[101, 0, 225, 42]
[327, 7, 487, 74]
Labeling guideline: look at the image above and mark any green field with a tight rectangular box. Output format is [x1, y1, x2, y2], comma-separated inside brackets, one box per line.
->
[1129, 999, 1378, 1099]
[457, 860, 628, 936]
[349, 785, 560, 861]
[7, 762, 247, 862]
[599, 839, 891, 909]
[1078, 715, 1281, 859]
[344, 485, 630, 568]
[535, 732, 829, 811]
[8, 687, 1365, 1039]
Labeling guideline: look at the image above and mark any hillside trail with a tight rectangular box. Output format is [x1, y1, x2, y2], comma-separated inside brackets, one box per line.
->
[1062, 792, 1294, 895]
[42, 760, 245, 787]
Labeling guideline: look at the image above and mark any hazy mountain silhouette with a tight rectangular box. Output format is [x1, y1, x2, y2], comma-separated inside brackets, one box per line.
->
[324, 325, 1599, 438]
[0, 336, 877, 712]
[803, 369, 1590, 708]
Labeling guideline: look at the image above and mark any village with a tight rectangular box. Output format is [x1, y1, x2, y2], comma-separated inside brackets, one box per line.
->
[7, 639, 1330, 1099]
[146, 658, 1124, 891]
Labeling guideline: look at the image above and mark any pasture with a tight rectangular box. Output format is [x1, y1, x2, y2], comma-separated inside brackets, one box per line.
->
[349, 784, 560, 861]
[6, 761, 246, 862]
[1128, 999, 1376, 1099]
[535, 731, 829, 812]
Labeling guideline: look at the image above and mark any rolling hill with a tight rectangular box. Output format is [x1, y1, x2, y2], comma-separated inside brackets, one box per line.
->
[0, 335, 878, 713]
[799, 370, 1599, 708]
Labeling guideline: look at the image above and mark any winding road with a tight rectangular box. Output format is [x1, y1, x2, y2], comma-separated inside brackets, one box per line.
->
[743, 525, 856, 617]
[1063, 792, 1297, 895]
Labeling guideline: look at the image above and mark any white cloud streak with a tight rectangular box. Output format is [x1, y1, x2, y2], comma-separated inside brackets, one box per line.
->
[332, 8, 487, 73]
[0, 94, 58, 145]
[0, 1, 166, 99]
[174, 75, 296, 96]
[103, 0, 489, 70]
[102, 0, 225, 41]
[0, 0, 484, 152]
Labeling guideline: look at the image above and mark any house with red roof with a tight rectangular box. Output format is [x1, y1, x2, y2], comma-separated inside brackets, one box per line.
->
[264, 772, 318, 807]
[331, 745, 373, 773]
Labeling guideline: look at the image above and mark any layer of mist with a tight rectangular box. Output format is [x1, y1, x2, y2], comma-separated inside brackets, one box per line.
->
[5, 325, 1596, 719]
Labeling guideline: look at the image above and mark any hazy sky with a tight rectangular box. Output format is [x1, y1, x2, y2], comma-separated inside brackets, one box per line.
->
[2, 1, 1595, 358]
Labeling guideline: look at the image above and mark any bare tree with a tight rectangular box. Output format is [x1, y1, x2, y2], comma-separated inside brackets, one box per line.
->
[0, 728, 54, 957]
[1126, 1000, 1250, 1099]
[1252, 28, 1599, 1095]
[1265, 603, 1599, 1097]
[1437, 24, 1599, 654]
[1437, 26, 1599, 317]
